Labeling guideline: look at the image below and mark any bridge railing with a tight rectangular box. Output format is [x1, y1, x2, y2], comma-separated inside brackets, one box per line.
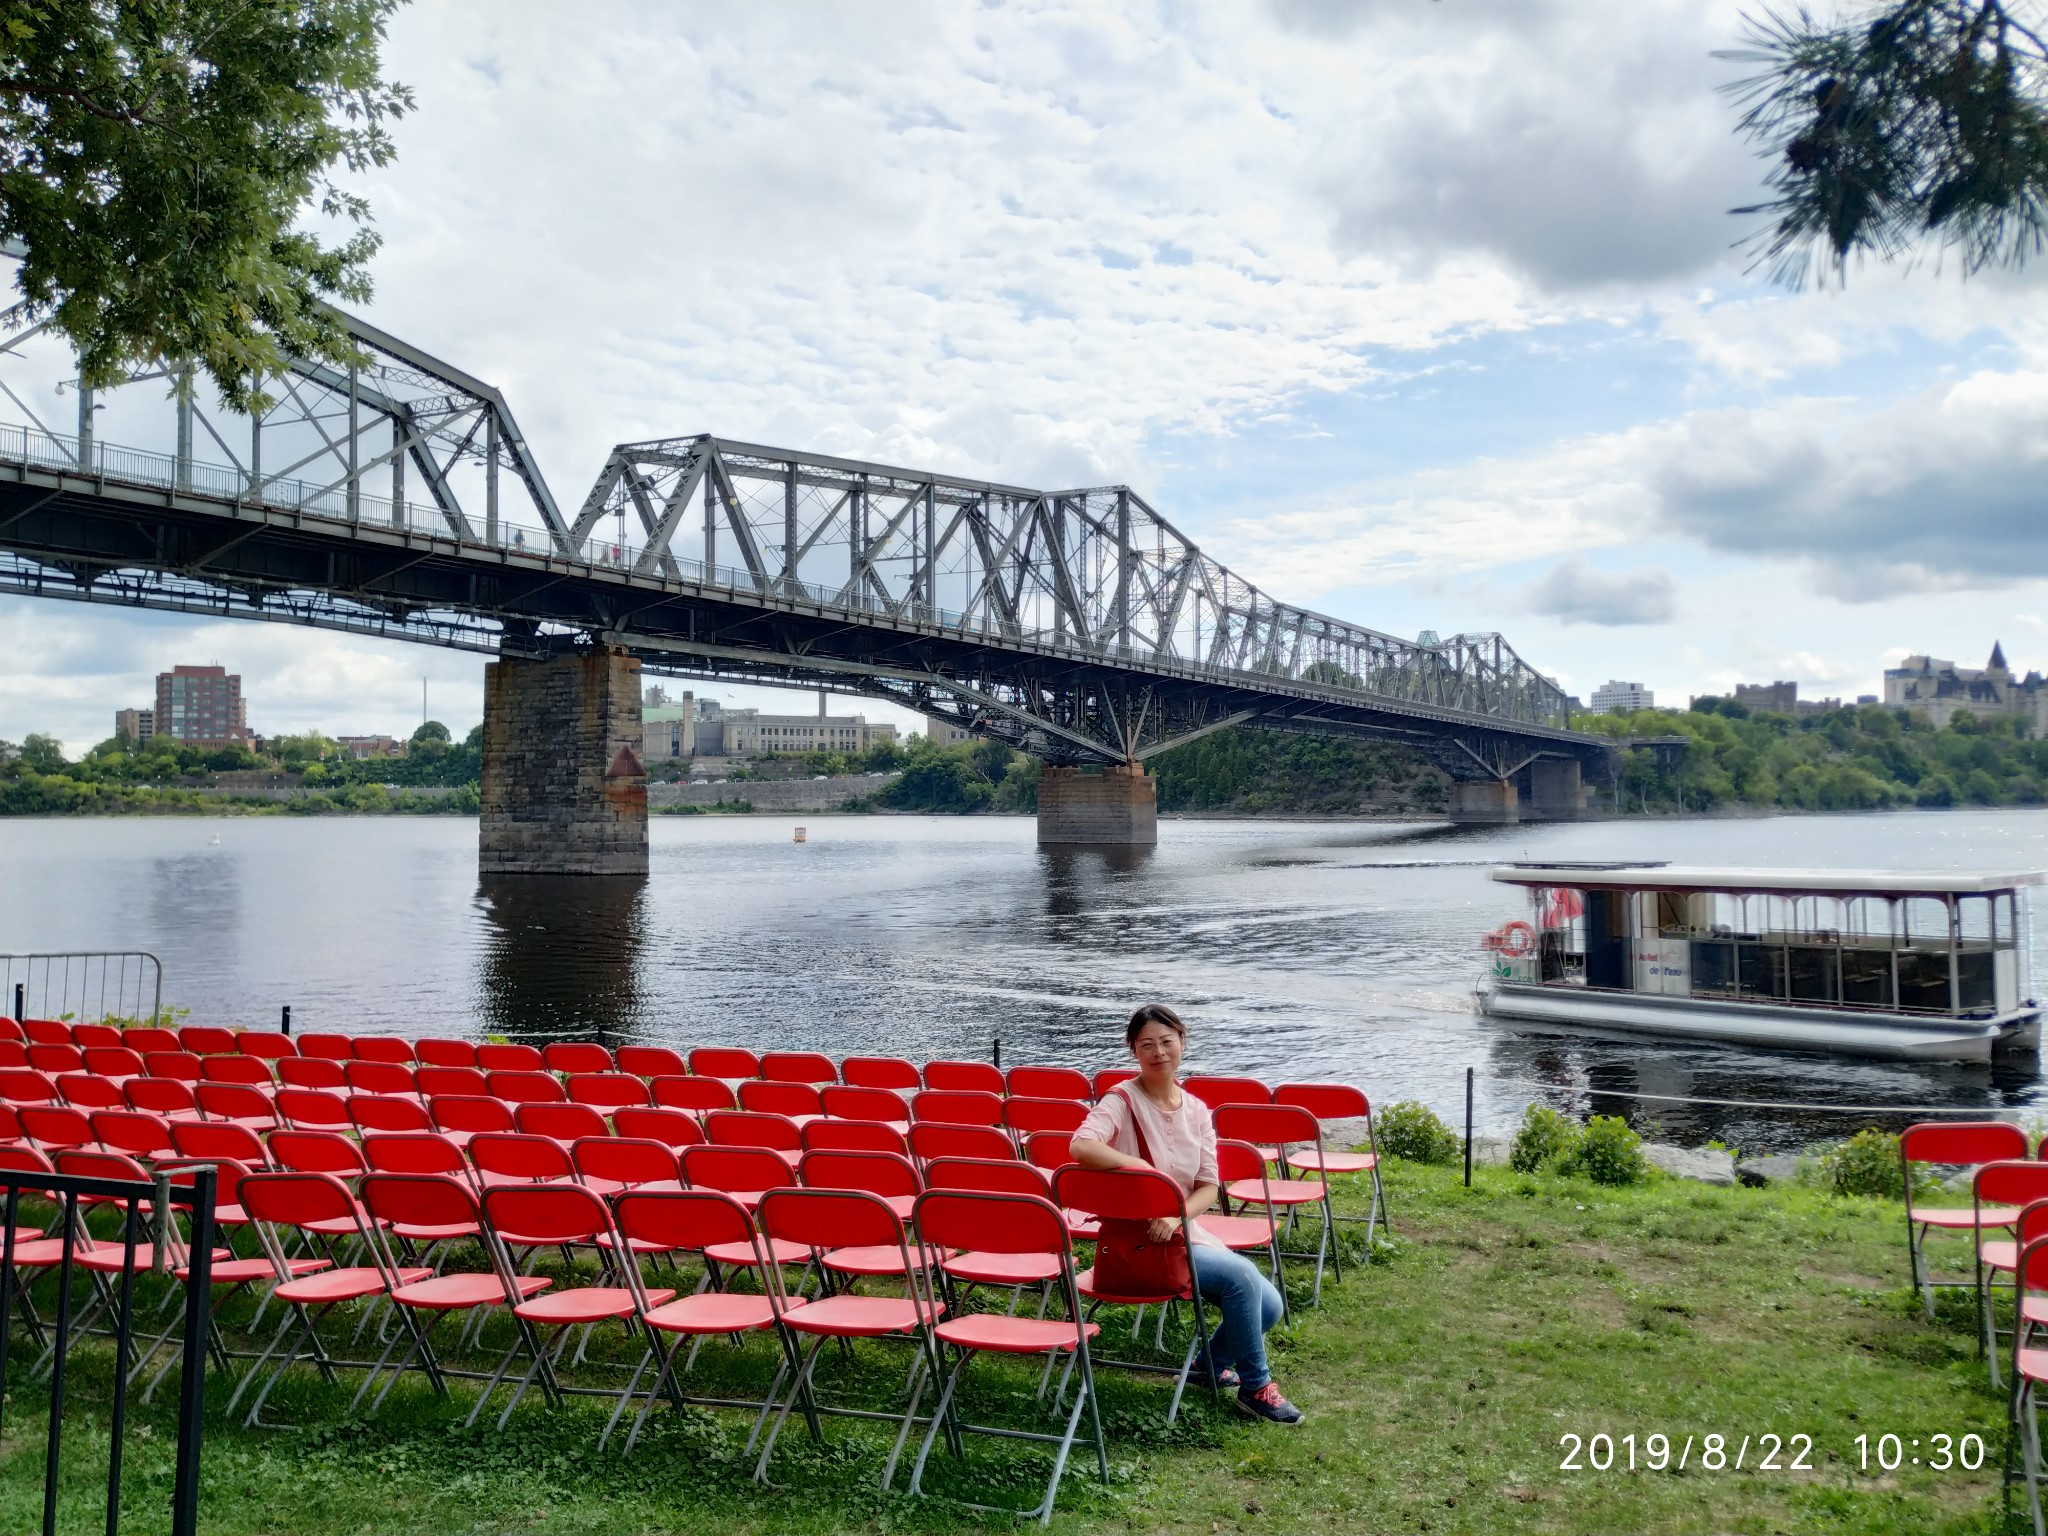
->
[0, 421, 1574, 734]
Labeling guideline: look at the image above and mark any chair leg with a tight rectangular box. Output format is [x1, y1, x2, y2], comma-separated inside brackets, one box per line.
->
[755, 1335, 829, 1482]
[878, 1345, 930, 1492]
[907, 1348, 972, 1496]
[2024, 1381, 2045, 1536]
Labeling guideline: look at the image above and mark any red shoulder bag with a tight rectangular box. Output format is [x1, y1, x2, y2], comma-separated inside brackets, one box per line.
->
[1088, 1087, 1193, 1296]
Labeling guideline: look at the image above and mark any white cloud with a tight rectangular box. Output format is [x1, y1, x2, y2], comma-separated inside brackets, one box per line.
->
[1526, 558, 1676, 626]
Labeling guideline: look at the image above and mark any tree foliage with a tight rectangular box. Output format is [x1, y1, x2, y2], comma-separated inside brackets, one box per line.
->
[1, 0, 412, 407]
[1722, 0, 2048, 282]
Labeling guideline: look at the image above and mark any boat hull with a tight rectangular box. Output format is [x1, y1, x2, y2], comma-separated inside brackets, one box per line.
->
[1478, 982, 2038, 1063]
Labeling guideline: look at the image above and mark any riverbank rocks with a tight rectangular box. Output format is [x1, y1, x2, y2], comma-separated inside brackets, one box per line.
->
[1643, 1143, 1738, 1186]
[1735, 1153, 1816, 1187]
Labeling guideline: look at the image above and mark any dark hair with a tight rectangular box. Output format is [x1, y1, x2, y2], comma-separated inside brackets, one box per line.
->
[1125, 1003, 1187, 1049]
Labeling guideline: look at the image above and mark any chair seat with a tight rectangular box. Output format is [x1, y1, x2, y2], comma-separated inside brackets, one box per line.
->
[5, 1225, 45, 1247]
[187, 1256, 330, 1284]
[1984, 1239, 2020, 1273]
[1199, 1214, 1277, 1250]
[3, 1238, 75, 1268]
[393, 1272, 552, 1311]
[276, 1265, 429, 1304]
[644, 1291, 791, 1335]
[2023, 1294, 2048, 1325]
[594, 1232, 674, 1256]
[1075, 1266, 1186, 1306]
[936, 1314, 1099, 1355]
[2019, 1344, 2048, 1385]
[780, 1293, 938, 1337]
[1064, 1211, 1100, 1240]
[391, 1220, 482, 1242]
[821, 1243, 950, 1277]
[1913, 1204, 2018, 1230]
[944, 1250, 1063, 1286]
[578, 1176, 686, 1197]
[705, 1236, 811, 1268]
[515, 1285, 670, 1325]
[1288, 1149, 1374, 1174]
[79, 1244, 231, 1274]
[1227, 1177, 1326, 1207]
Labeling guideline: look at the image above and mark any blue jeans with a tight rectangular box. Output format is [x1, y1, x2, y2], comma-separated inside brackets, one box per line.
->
[1190, 1245, 1283, 1391]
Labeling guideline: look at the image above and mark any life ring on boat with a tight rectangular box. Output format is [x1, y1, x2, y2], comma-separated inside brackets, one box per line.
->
[1495, 920, 1537, 958]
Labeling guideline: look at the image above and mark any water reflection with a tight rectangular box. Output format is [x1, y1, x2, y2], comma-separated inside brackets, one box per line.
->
[474, 875, 647, 1046]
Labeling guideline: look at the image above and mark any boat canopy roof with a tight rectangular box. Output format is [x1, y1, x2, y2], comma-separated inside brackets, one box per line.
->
[1489, 863, 2044, 898]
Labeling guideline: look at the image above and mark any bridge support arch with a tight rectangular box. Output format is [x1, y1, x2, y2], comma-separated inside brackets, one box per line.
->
[1449, 779, 1519, 824]
[1037, 763, 1158, 847]
[480, 647, 648, 876]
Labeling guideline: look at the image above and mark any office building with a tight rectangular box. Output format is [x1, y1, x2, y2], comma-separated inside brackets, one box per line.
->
[1590, 680, 1654, 715]
[114, 708, 153, 747]
[152, 665, 250, 744]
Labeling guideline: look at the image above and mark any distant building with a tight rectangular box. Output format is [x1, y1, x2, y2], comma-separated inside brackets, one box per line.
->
[114, 708, 154, 747]
[1590, 680, 1654, 715]
[1733, 680, 1798, 714]
[924, 715, 979, 746]
[721, 706, 897, 756]
[154, 664, 250, 744]
[1886, 644, 2048, 733]
[334, 735, 403, 760]
[643, 690, 697, 761]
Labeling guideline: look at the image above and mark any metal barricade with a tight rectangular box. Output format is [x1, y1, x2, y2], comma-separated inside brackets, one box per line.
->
[3, 951, 165, 1026]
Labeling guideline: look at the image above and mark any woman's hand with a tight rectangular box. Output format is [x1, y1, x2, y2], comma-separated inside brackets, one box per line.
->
[1071, 1136, 1149, 1173]
[1147, 1216, 1181, 1244]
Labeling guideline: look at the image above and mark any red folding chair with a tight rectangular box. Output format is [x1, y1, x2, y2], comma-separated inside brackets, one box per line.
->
[476, 1042, 545, 1071]
[1006, 1065, 1092, 1102]
[542, 1042, 613, 1075]
[1183, 1075, 1270, 1113]
[294, 1033, 355, 1062]
[488, 1070, 566, 1106]
[275, 1088, 351, 1134]
[739, 1080, 823, 1122]
[415, 1038, 479, 1069]
[194, 1082, 278, 1131]
[610, 1106, 706, 1152]
[705, 1111, 804, 1169]
[177, 1026, 238, 1056]
[415, 1065, 490, 1098]
[752, 1187, 946, 1486]
[23, 1020, 73, 1046]
[1003, 1096, 1088, 1138]
[571, 1137, 683, 1197]
[1, 1066, 60, 1105]
[762, 1052, 838, 1086]
[843, 1056, 921, 1092]
[353, 1036, 416, 1065]
[651, 1075, 736, 1115]
[144, 1051, 204, 1084]
[123, 1027, 181, 1055]
[29, 1044, 85, 1075]
[567, 1073, 651, 1109]
[802, 1119, 909, 1156]
[170, 1119, 273, 1169]
[71, 1024, 123, 1049]
[476, 1182, 676, 1440]
[615, 1045, 685, 1078]
[204, 1054, 278, 1090]
[1207, 1141, 1286, 1310]
[345, 1060, 419, 1098]
[469, 1132, 574, 1188]
[275, 1055, 346, 1089]
[1052, 1163, 1219, 1427]
[924, 1060, 1002, 1094]
[921, 1158, 1068, 1298]
[236, 1032, 298, 1061]
[1901, 1120, 2029, 1318]
[2007, 1216, 2048, 1533]
[83, 1046, 145, 1080]
[905, 1189, 1107, 1521]
[798, 1146, 924, 1229]
[613, 1189, 810, 1453]
[1275, 1082, 1388, 1237]
[909, 1123, 1016, 1166]
[429, 1095, 516, 1147]
[56, 1073, 125, 1111]
[1971, 1161, 2048, 1385]
[1091, 1068, 1134, 1099]
[1214, 1103, 1338, 1304]
[348, 1093, 434, 1135]
[912, 1090, 1004, 1128]
[689, 1047, 761, 1081]
[820, 1084, 910, 1127]
[123, 1076, 202, 1122]
[0, 1040, 25, 1069]
[677, 1145, 798, 1215]
[515, 1102, 610, 1147]
[19, 1104, 95, 1153]
[362, 1132, 475, 1189]
[90, 1110, 176, 1163]
[267, 1130, 369, 1181]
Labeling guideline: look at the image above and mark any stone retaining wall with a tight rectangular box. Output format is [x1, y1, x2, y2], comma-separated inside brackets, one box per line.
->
[649, 773, 899, 813]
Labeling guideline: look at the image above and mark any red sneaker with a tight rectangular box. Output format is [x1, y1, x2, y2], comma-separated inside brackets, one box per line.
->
[1235, 1381, 1304, 1426]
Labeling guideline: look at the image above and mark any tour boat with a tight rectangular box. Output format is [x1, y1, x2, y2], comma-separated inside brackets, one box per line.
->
[1474, 864, 2043, 1062]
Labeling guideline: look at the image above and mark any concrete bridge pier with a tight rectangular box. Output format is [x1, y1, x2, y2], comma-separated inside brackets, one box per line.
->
[1449, 779, 1519, 825]
[479, 647, 648, 875]
[1524, 758, 1587, 821]
[1037, 763, 1158, 846]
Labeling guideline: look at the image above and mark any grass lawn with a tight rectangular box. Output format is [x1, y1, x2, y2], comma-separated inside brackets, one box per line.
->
[0, 1159, 2022, 1534]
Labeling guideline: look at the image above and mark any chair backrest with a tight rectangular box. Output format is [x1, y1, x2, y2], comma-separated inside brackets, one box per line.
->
[348, 1093, 433, 1134]
[908, 1122, 1016, 1164]
[476, 1042, 546, 1071]
[29, 1044, 85, 1074]
[0, 1040, 25, 1068]
[757, 1188, 915, 1275]
[0, 1104, 19, 1142]
[678, 1143, 795, 1197]
[169, 1119, 269, 1165]
[90, 1109, 174, 1158]
[1053, 1163, 1185, 1223]
[236, 1032, 298, 1060]
[415, 1065, 490, 1098]
[123, 1027, 181, 1054]
[469, 1132, 573, 1183]
[23, 1019, 73, 1046]
[515, 1102, 610, 1143]
[194, 1082, 276, 1126]
[651, 1075, 736, 1113]
[71, 1023, 123, 1049]
[923, 1060, 1003, 1094]
[820, 1085, 909, 1123]
[268, 1129, 368, 1177]
[1274, 1082, 1369, 1121]
[705, 1110, 802, 1152]
[923, 1156, 1054, 1199]
[1002, 1096, 1088, 1135]
[361, 1170, 489, 1237]
[566, 1072, 650, 1108]
[84, 1046, 146, 1078]
[352, 1036, 416, 1065]
[915, 1189, 1070, 1259]
[572, 1136, 680, 1190]
[1184, 1075, 1271, 1111]
[739, 1080, 823, 1118]
[689, 1046, 761, 1081]
[1005, 1065, 1091, 1101]
[0, 1016, 24, 1043]
[1900, 1121, 2029, 1172]
[203, 1054, 276, 1087]
[144, 1051, 204, 1083]
[482, 1183, 639, 1286]
[762, 1051, 838, 1085]
[912, 1089, 1004, 1128]
[177, 1026, 239, 1056]
[614, 1188, 759, 1258]
[19, 1104, 94, 1149]
[57, 1073, 125, 1110]
[542, 1042, 613, 1075]
[487, 1070, 566, 1105]
[1213, 1102, 1320, 1150]
[275, 1087, 350, 1131]
[2016, 1222, 2048, 1298]
[799, 1147, 921, 1199]
[361, 1133, 470, 1179]
[1976, 1161, 2048, 1209]
[1092, 1068, 1135, 1099]
[842, 1055, 922, 1091]
[1, 1066, 61, 1103]
[615, 1045, 686, 1077]
[610, 1106, 706, 1149]
[428, 1095, 517, 1136]
[414, 1038, 479, 1068]
[1216, 1137, 1269, 1185]
[344, 1060, 417, 1096]
[801, 1118, 909, 1156]
[124, 1076, 197, 1117]
[240, 1171, 380, 1254]
[295, 1032, 355, 1061]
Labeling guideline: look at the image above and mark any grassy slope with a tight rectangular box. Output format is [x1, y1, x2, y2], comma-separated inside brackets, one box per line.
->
[1, 1162, 2016, 1535]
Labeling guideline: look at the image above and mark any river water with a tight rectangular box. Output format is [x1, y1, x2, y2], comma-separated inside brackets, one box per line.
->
[4, 809, 2045, 1151]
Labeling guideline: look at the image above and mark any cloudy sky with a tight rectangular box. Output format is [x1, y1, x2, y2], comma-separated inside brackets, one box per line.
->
[5, 0, 2045, 754]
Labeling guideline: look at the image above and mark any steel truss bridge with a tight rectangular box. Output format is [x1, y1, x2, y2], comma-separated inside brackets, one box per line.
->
[0, 288, 1610, 780]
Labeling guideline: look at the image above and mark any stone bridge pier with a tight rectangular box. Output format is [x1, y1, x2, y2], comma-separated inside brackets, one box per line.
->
[479, 647, 649, 875]
[1449, 757, 1591, 825]
[1037, 763, 1158, 847]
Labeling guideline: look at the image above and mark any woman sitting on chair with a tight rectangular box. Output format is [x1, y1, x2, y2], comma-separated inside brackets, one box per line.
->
[1070, 1002, 1301, 1425]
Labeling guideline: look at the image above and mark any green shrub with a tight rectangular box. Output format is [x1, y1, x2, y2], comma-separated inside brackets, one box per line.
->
[1376, 1100, 1461, 1165]
[1510, 1103, 1582, 1173]
[1563, 1115, 1648, 1186]
[1820, 1128, 1907, 1200]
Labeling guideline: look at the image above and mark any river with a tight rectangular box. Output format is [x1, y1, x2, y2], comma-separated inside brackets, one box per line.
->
[4, 808, 2045, 1151]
